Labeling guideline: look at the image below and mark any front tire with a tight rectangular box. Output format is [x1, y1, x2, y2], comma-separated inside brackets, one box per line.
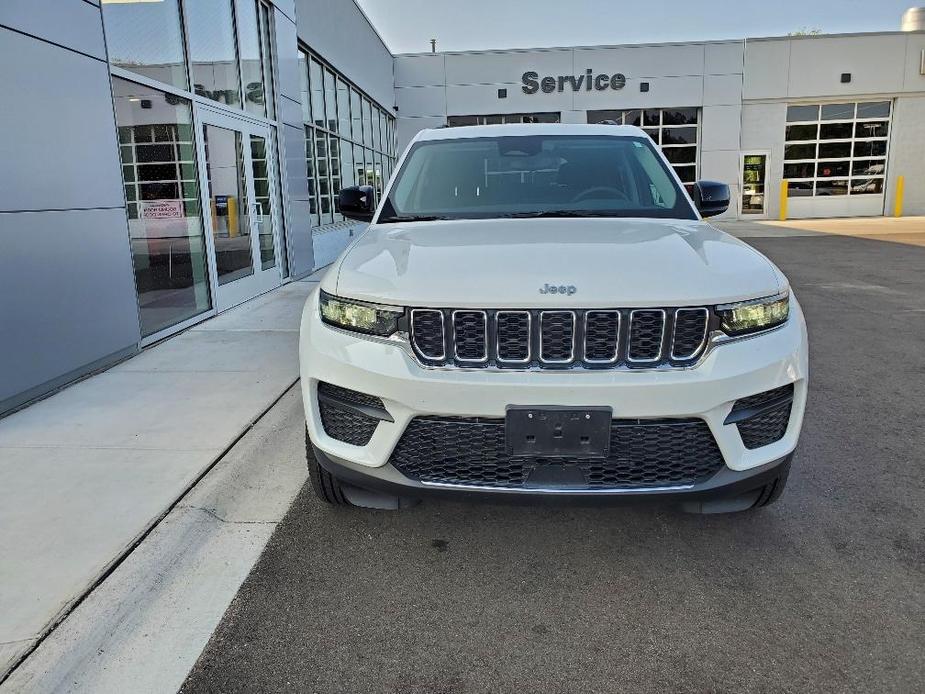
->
[306, 427, 352, 505]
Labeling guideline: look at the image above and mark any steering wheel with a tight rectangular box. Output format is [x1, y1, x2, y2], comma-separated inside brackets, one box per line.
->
[572, 186, 628, 203]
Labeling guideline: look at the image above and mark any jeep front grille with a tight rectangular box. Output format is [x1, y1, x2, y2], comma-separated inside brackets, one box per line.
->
[409, 307, 711, 369]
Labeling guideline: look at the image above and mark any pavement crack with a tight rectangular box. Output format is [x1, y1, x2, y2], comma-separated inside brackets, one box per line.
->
[182, 505, 278, 526]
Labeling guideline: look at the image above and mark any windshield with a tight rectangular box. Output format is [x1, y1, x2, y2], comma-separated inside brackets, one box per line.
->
[380, 134, 696, 222]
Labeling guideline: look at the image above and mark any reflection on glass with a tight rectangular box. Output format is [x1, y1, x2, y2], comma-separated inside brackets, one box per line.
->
[258, 1, 277, 119]
[815, 179, 849, 196]
[786, 105, 819, 122]
[249, 134, 276, 269]
[112, 78, 210, 337]
[856, 101, 891, 119]
[851, 178, 884, 195]
[821, 103, 855, 120]
[310, 59, 325, 126]
[237, 0, 266, 117]
[204, 125, 254, 284]
[269, 129, 288, 277]
[187, 0, 241, 107]
[741, 155, 767, 214]
[101, 0, 188, 90]
[788, 181, 814, 196]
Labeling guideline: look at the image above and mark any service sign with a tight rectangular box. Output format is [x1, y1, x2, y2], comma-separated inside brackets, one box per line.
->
[522, 70, 626, 94]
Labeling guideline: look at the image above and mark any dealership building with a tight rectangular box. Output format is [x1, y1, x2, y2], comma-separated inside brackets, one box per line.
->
[1, 0, 924, 415]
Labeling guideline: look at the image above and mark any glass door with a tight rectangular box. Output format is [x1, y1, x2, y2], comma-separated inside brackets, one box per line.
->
[196, 107, 282, 311]
[742, 153, 769, 217]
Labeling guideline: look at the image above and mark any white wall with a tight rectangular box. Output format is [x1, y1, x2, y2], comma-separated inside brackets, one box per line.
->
[742, 32, 925, 219]
[887, 96, 925, 216]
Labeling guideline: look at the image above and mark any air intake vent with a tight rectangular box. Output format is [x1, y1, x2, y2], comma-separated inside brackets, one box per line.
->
[496, 311, 531, 362]
[540, 311, 575, 363]
[671, 308, 709, 360]
[628, 310, 666, 362]
[411, 309, 445, 361]
[452, 310, 488, 362]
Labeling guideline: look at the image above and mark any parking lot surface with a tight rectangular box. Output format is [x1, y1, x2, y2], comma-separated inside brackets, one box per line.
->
[182, 228, 925, 693]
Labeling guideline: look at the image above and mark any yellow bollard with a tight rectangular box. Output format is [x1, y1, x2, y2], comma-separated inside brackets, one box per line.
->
[894, 176, 905, 218]
[779, 180, 789, 221]
[227, 196, 238, 237]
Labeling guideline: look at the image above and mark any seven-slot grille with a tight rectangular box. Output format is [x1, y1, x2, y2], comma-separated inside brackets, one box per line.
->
[410, 307, 711, 369]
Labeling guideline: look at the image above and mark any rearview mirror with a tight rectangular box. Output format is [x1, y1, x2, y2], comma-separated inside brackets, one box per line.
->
[338, 185, 375, 222]
[692, 180, 730, 218]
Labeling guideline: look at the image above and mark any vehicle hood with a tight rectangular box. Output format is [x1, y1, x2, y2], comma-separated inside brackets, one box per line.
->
[328, 218, 785, 308]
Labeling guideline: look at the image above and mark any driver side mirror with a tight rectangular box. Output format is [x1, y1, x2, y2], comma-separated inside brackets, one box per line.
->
[692, 180, 730, 218]
[338, 185, 376, 222]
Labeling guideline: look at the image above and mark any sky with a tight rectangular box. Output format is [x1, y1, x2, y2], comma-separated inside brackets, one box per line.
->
[355, 0, 917, 53]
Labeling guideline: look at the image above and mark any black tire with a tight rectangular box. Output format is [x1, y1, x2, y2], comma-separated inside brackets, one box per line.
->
[751, 462, 791, 509]
[306, 427, 352, 505]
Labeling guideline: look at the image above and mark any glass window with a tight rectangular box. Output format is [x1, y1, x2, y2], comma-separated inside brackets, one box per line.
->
[783, 101, 891, 197]
[341, 141, 355, 189]
[821, 103, 855, 120]
[350, 89, 363, 140]
[336, 79, 351, 137]
[324, 69, 337, 131]
[298, 52, 310, 124]
[187, 0, 241, 107]
[788, 181, 814, 196]
[815, 179, 849, 196]
[362, 98, 373, 146]
[661, 127, 697, 145]
[856, 121, 888, 139]
[787, 105, 819, 122]
[816, 161, 851, 178]
[237, 0, 266, 117]
[204, 124, 253, 283]
[309, 59, 324, 126]
[785, 124, 818, 142]
[101, 0, 188, 91]
[820, 122, 853, 140]
[856, 101, 891, 119]
[662, 108, 698, 125]
[112, 77, 210, 337]
[854, 140, 887, 158]
[852, 178, 884, 195]
[818, 142, 852, 159]
[622, 110, 642, 127]
[384, 134, 695, 222]
[258, 2, 276, 119]
[249, 134, 276, 269]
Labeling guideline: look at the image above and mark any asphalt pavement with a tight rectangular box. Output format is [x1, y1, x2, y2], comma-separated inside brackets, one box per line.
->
[182, 230, 925, 693]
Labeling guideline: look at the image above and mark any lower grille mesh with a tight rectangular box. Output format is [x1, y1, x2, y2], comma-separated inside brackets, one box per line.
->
[390, 416, 724, 489]
[737, 403, 792, 449]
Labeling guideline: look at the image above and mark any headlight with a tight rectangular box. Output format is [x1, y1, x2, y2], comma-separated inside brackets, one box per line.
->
[319, 290, 403, 336]
[716, 293, 789, 336]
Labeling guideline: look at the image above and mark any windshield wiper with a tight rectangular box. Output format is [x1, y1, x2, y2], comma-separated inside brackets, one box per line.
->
[497, 210, 619, 219]
[377, 214, 451, 224]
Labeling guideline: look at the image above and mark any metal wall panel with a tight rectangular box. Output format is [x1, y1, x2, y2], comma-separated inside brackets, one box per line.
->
[0, 0, 106, 59]
[0, 209, 141, 411]
[0, 27, 124, 212]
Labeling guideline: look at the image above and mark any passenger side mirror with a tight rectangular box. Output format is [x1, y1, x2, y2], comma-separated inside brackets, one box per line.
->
[338, 185, 376, 222]
[692, 180, 730, 218]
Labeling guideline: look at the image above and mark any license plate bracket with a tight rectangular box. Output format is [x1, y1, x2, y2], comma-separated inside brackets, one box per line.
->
[505, 406, 612, 458]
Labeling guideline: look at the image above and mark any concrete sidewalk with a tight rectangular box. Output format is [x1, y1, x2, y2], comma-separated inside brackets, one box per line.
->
[715, 215, 925, 244]
[0, 278, 317, 679]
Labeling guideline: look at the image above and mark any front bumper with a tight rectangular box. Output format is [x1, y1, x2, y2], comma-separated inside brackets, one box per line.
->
[299, 288, 808, 495]
[312, 442, 793, 511]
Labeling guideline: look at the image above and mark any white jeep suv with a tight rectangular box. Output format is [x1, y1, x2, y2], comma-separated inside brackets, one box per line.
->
[299, 124, 808, 513]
